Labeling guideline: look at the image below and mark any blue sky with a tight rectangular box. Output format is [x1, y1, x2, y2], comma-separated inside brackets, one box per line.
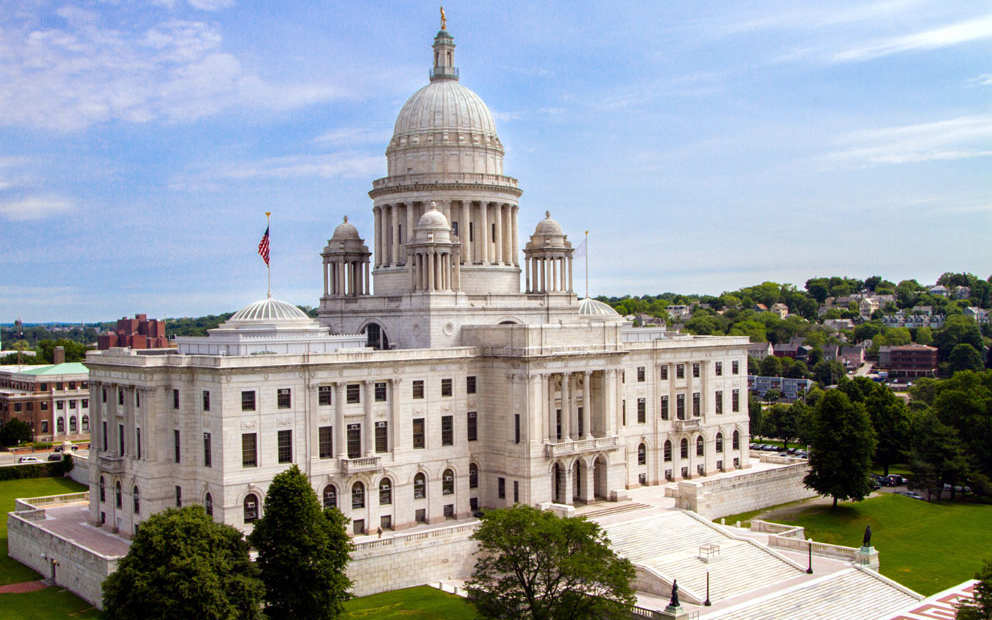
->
[1, 1, 990, 322]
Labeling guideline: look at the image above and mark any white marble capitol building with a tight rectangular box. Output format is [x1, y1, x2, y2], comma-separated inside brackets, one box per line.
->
[84, 23, 752, 537]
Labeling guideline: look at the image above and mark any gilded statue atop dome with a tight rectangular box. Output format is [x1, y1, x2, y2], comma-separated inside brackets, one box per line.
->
[440, 6, 446, 30]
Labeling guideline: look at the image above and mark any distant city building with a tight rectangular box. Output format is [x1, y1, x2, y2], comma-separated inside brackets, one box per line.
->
[748, 375, 814, 401]
[964, 306, 989, 325]
[769, 302, 789, 318]
[97, 314, 169, 350]
[0, 347, 90, 441]
[772, 339, 812, 362]
[878, 344, 938, 378]
[928, 284, 948, 297]
[746, 342, 774, 360]
[823, 318, 854, 331]
[840, 345, 866, 368]
[666, 304, 693, 321]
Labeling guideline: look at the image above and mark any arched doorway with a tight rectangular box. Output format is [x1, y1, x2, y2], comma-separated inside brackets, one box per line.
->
[363, 322, 389, 350]
[593, 455, 608, 500]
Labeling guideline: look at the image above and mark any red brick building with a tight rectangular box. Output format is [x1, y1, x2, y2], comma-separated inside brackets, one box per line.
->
[0, 348, 91, 442]
[97, 314, 169, 349]
[878, 344, 938, 378]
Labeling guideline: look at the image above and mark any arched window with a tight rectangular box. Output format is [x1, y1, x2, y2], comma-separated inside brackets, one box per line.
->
[99, 476, 105, 502]
[352, 482, 365, 509]
[115, 481, 122, 508]
[696, 436, 704, 456]
[716, 433, 724, 453]
[244, 494, 259, 523]
[205, 493, 213, 516]
[733, 430, 740, 450]
[133, 486, 140, 514]
[379, 479, 392, 505]
[57, 418, 65, 433]
[69, 416, 77, 433]
[637, 443, 647, 465]
[442, 469, 455, 495]
[469, 463, 479, 489]
[364, 323, 389, 350]
[82, 415, 89, 431]
[323, 485, 338, 509]
[680, 438, 688, 459]
[414, 473, 426, 499]
[664, 440, 672, 462]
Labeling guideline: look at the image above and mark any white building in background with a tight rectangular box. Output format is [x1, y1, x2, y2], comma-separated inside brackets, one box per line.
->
[85, 23, 751, 538]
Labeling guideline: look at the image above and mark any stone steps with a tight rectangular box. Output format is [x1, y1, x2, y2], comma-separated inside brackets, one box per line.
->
[582, 502, 652, 519]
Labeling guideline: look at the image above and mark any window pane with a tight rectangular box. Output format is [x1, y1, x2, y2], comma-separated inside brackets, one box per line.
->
[441, 378, 452, 397]
[412, 380, 424, 399]
[441, 415, 453, 446]
[277, 388, 291, 409]
[318, 385, 332, 406]
[241, 391, 255, 411]
[375, 421, 388, 453]
[347, 424, 361, 459]
[242, 433, 257, 467]
[319, 426, 333, 459]
[278, 429, 292, 463]
[467, 411, 477, 442]
[347, 384, 361, 404]
[412, 418, 425, 449]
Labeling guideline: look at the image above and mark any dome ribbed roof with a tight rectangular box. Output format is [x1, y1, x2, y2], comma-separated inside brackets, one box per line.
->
[331, 216, 360, 241]
[418, 204, 450, 229]
[534, 211, 563, 236]
[578, 298, 621, 318]
[229, 298, 310, 322]
[391, 80, 499, 140]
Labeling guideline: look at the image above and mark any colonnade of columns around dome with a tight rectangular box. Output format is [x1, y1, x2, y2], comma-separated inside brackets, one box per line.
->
[524, 252, 574, 294]
[322, 257, 370, 297]
[373, 201, 519, 269]
[408, 239, 461, 292]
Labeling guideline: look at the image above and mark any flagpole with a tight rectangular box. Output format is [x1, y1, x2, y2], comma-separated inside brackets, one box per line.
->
[584, 230, 589, 300]
[265, 211, 271, 299]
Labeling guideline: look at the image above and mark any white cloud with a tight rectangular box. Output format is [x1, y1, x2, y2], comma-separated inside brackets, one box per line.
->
[0, 196, 75, 221]
[969, 73, 992, 86]
[832, 14, 992, 62]
[827, 115, 992, 166]
[188, 0, 235, 10]
[714, 0, 921, 36]
[170, 153, 383, 191]
[0, 11, 341, 131]
[312, 128, 392, 147]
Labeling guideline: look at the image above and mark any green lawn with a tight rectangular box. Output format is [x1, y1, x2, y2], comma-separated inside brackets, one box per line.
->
[0, 477, 87, 584]
[341, 586, 478, 619]
[772, 493, 992, 595]
[0, 586, 101, 620]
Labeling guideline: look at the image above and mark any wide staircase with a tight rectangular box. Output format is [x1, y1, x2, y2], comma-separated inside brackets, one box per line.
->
[601, 511, 804, 603]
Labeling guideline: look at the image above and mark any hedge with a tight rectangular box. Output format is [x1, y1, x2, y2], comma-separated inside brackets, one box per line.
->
[0, 455, 74, 482]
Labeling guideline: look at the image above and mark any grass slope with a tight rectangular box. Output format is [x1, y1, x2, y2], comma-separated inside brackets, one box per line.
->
[0, 477, 87, 584]
[341, 586, 478, 619]
[778, 493, 992, 595]
[0, 587, 101, 620]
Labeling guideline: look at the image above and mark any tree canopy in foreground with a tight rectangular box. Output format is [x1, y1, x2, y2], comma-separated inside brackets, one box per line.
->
[803, 389, 877, 508]
[248, 464, 353, 620]
[102, 506, 263, 620]
[466, 504, 635, 619]
[956, 558, 992, 620]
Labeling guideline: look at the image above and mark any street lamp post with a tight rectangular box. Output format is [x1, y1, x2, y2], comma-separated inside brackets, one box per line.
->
[807, 537, 814, 574]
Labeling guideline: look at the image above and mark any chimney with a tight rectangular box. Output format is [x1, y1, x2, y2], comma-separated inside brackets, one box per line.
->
[53, 346, 66, 364]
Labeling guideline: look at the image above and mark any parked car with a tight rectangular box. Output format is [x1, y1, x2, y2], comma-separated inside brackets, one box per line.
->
[18, 456, 41, 464]
[47, 453, 63, 462]
[53, 445, 64, 452]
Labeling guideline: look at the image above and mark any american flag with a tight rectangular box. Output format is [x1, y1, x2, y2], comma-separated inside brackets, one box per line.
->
[258, 225, 270, 266]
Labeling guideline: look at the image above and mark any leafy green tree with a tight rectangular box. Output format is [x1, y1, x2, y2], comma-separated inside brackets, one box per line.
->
[915, 326, 934, 345]
[248, 465, 353, 620]
[909, 409, 971, 502]
[896, 279, 923, 309]
[765, 404, 797, 449]
[759, 355, 782, 377]
[749, 394, 764, 438]
[36, 339, 90, 363]
[956, 558, 992, 620]
[467, 505, 635, 620]
[948, 343, 985, 374]
[0, 418, 33, 446]
[863, 382, 910, 476]
[812, 360, 845, 386]
[935, 315, 983, 362]
[805, 278, 830, 304]
[804, 390, 877, 508]
[102, 506, 263, 620]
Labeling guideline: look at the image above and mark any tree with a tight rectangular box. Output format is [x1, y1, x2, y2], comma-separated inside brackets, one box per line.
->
[0, 418, 33, 446]
[915, 326, 934, 345]
[864, 384, 910, 476]
[934, 315, 983, 362]
[248, 465, 353, 620]
[948, 343, 985, 374]
[812, 360, 845, 386]
[749, 394, 764, 437]
[102, 506, 263, 620]
[765, 404, 797, 449]
[759, 355, 782, 377]
[804, 390, 877, 508]
[956, 558, 992, 620]
[909, 409, 970, 502]
[467, 505, 635, 620]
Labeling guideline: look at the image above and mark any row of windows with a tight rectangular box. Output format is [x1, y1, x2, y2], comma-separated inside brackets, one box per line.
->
[11, 399, 87, 413]
[41, 415, 90, 434]
[640, 360, 741, 382]
[99, 477, 215, 518]
[627, 390, 741, 424]
[636, 432, 742, 464]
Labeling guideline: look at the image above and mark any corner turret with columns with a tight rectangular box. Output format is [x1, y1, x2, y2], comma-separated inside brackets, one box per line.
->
[524, 211, 575, 294]
[322, 216, 371, 298]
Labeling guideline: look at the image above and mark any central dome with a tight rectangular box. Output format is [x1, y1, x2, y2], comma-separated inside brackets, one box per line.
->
[391, 80, 499, 141]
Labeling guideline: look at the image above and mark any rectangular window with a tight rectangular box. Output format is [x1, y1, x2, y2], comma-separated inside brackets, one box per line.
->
[277, 388, 291, 409]
[375, 421, 388, 453]
[441, 415, 453, 446]
[715, 391, 723, 414]
[174, 430, 181, 463]
[467, 411, 477, 442]
[637, 398, 646, 424]
[732, 360, 740, 375]
[102, 421, 108, 452]
[202, 390, 210, 412]
[347, 424, 361, 459]
[660, 365, 668, 380]
[676, 364, 685, 379]
[692, 392, 701, 417]
[134, 392, 140, 408]
[637, 366, 645, 382]
[498, 477, 506, 499]
[102, 387, 107, 403]
[556, 409, 563, 439]
[466, 375, 477, 394]
[118, 423, 125, 455]
[621, 401, 626, 426]
[444, 503, 455, 519]
[347, 384, 360, 404]
[441, 378, 453, 397]
[514, 414, 520, 444]
[175, 486, 182, 508]
[415, 509, 427, 523]
[41, 402, 48, 411]
[173, 389, 179, 409]
[412, 418, 425, 449]
[732, 389, 740, 412]
[241, 390, 256, 411]
[278, 429, 292, 463]
[56, 401, 63, 410]
[319, 426, 333, 458]
[715, 361, 723, 376]
[412, 380, 424, 399]
[318, 385, 332, 406]
[242, 433, 257, 467]
[693, 363, 700, 378]
[677, 394, 686, 419]
[374, 382, 387, 402]
[118, 389, 124, 405]
[661, 395, 669, 420]
[136, 428, 142, 460]
[69, 399, 77, 409]
[514, 480, 519, 503]
[203, 432, 212, 467]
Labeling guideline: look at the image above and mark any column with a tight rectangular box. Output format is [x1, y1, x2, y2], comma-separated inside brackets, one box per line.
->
[568, 256, 573, 293]
[583, 370, 592, 439]
[564, 464, 574, 506]
[504, 204, 512, 266]
[511, 206, 519, 266]
[494, 204, 503, 264]
[364, 380, 374, 456]
[461, 202, 471, 264]
[427, 249, 435, 291]
[335, 383, 345, 458]
[391, 206, 400, 267]
[480, 202, 489, 264]
[406, 204, 415, 264]
[453, 248, 461, 291]
[561, 372, 571, 440]
[373, 207, 380, 267]
[389, 378, 401, 452]
[525, 257, 531, 292]
[547, 374, 556, 441]
[322, 262, 328, 296]
[364, 261, 370, 295]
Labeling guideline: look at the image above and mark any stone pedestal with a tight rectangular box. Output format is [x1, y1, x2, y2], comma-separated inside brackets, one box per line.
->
[657, 604, 688, 619]
[856, 546, 880, 570]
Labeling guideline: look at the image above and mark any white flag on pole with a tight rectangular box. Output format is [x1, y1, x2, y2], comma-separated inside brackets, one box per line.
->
[574, 235, 587, 258]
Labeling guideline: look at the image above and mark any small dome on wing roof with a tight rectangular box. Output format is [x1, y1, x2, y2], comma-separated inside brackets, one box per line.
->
[229, 298, 310, 323]
[578, 298, 621, 318]
[417, 203, 450, 229]
[534, 211, 563, 236]
[331, 216, 360, 241]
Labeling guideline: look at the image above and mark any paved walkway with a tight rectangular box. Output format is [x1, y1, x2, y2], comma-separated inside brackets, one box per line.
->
[0, 580, 47, 594]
